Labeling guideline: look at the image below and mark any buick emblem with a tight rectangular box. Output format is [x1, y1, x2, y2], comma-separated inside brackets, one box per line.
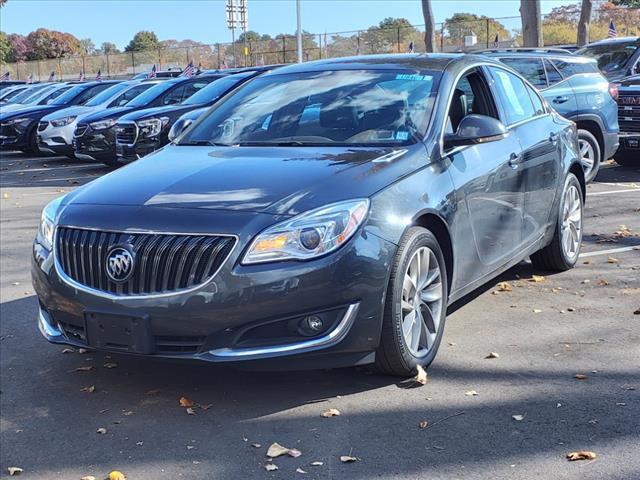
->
[105, 247, 135, 283]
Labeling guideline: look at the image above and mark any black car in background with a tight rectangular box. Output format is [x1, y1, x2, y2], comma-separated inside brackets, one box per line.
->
[33, 54, 585, 376]
[0, 81, 119, 154]
[614, 74, 640, 166]
[576, 36, 640, 80]
[74, 74, 224, 166]
[115, 70, 266, 163]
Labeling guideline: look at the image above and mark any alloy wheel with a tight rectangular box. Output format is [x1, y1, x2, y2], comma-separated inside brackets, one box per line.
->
[561, 184, 582, 260]
[401, 247, 443, 358]
[578, 138, 595, 178]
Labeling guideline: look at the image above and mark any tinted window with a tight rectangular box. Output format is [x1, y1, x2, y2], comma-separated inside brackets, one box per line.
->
[526, 84, 545, 115]
[162, 84, 186, 105]
[84, 82, 131, 106]
[109, 83, 155, 107]
[72, 83, 114, 105]
[544, 59, 563, 85]
[10, 84, 51, 103]
[489, 67, 536, 125]
[553, 59, 599, 77]
[577, 42, 639, 73]
[181, 69, 441, 146]
[41, 86, 71, 104]
[182, 73, 252, 105]
[50, 85, 88, 105]
[179, 81, 211, 102]
[499, 57, 547, 88]
[126, 81, 176, 107]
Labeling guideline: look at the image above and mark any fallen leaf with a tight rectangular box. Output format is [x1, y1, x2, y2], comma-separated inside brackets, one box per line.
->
[186, 407, 196, 415]
[61, 348, 75, 354]
[419, 420, 428, 429]
[340, 455, 358, 463]
[2, 193, 9, 199]
[80, 385, 95, 393]
[530, 275, 545, 283]
[264, 463, 278, 471]
[186, 445, 195, 450]
[267, 442, 291, 458]
[179, 396, 194, 407]
[414, 365, 428, 386]
[108, 471, 126, 480]
[321, 408, 341, 418]
[597, 279, 609, 286]
[122, 410, 134, 416]
[532, 309, 542, 313]
[77, 348, 89, 354]
[81, 476, 96, 480]
[485, 352, 499, 359]
[465, 390, 478, 396]
[103, 362, 118, 369]
[512, 414, 525, 421]
[567, 307, 576, 312]
[251, 443, 261, 448]
[74, 365, 94, 372]
[136, 441, 143, 446]
[198, 403, 213, 410]
[7, 467, 23, 476]
[607, 256, 619, 264]
[566, 451, 596, 461]
[96, 427, 107, 434]
[288, 449, 302, 458]
[616, 402, 627, 406]
[634, 308, 640, 315]
[583, 260, 592, 265]
[310, 461, 323, 466]
[574, 374, 588, 380]
[581, 279, 590, 284]
[497, 282, 512, 292]
[296, 467, 308, 474]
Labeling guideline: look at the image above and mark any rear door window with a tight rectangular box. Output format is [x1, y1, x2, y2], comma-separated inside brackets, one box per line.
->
[110, 83, 155, 107]
[488, 67, 537, 125]
[499, 57, 547, 89]
[180, 81, 210, 102]
[544, 59, 563, 85]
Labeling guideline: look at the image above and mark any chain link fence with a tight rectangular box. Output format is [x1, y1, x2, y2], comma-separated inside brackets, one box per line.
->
[2, 7, 638, 81]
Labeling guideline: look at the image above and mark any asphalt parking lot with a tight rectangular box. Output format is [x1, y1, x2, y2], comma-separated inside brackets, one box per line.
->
[1, 152, 638, 480]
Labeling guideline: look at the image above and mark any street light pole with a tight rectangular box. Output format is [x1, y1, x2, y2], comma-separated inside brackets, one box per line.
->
[296, 0, 303, 63]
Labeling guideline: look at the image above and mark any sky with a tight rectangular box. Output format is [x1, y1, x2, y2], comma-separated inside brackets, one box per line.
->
[1, 0, 578, 50]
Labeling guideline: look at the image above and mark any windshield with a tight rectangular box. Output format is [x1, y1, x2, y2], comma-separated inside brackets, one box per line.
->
[39, 86, 71, 104]
[182, 73, 252, 105]
[577, 42, 639, 73]
[50, 85, 87, 105]
[180, 69, 441, 147]
[126, 81, 175, 107]
[85, 82, 132, 106]
[10, 84, 50, 103]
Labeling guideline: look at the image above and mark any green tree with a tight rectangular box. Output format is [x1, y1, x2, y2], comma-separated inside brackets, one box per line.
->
[100, 42, 120, 54]
[79, 38, 95, 55]
[125, 30, 159, 52]
[445, 13, 510, 47]
[362, 17, 418, 53]
[0, 31, 10, 63]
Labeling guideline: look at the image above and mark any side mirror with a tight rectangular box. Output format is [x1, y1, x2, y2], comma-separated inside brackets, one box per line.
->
[168, 118, 193, 142]
[443, 114, 508, 149]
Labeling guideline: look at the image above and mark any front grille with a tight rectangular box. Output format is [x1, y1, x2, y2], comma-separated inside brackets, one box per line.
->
[617, 93, 640, 133]
[55, 227, 236, 296]
[74, 124, 88, 137]
[116, 123, 137, 145]
[38, 121, 49, 132]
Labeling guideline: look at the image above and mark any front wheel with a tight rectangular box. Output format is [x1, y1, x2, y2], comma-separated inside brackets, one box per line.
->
[375, 227, 448, 377]
[577, 129, 601, 183]
[530, 172, 584, 271]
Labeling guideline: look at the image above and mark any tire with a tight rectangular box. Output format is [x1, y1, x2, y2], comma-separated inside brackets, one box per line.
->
[375, 226, 448, 377]
[577, 129, 601, 183]
[614, 151, 639, 167]
[530, 172, 583, 272]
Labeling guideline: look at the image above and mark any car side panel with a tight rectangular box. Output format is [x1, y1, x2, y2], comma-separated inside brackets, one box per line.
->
[540, 80, 579, 120]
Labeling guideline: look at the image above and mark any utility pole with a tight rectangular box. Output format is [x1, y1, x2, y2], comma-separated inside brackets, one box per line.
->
[296, 0, 303, 63]
[227, 0, 249, 68]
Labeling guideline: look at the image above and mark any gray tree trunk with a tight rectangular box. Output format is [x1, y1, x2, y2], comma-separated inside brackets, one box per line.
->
[422, 0, 436, 52]
[520, 0, 543, 47]
[577, 0, 593, 46]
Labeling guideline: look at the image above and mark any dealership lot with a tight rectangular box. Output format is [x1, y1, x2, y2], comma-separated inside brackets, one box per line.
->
[1, 152, 639, 479]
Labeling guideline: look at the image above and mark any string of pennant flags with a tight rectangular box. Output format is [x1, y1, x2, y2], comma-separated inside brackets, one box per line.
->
[0, 20, 622, 83]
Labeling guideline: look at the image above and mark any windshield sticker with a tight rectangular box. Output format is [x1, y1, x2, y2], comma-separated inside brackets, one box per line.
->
[395, 131, 409, 141]
[395, 74, 432, 81]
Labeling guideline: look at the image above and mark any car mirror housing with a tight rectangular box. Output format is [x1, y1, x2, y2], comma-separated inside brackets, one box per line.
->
[443, 114, 509, 149]
[168, 118, 193, 143]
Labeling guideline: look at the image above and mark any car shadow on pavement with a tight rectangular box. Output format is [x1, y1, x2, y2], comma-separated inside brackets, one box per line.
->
[594, 163, 640, 183]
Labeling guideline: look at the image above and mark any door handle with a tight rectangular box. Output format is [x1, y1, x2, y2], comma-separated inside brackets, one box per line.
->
[549, 132, 558, 145]
[553, 96, 569, 104]
[508, 152, 521, 169]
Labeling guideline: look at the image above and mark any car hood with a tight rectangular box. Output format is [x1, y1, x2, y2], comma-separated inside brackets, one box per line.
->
[79, 106, 133, 124]
[0, 104, 60, 120]
[118, 104, 200, 123]
[64, 144, 422, 215]
[42, 105, 94, 122]
[179, 107, 208, 122]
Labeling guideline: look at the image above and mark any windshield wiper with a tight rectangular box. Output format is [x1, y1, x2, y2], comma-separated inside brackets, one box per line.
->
[178, 140, 233, 147]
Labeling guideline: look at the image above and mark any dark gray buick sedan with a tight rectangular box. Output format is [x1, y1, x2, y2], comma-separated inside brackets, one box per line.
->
[32, 54, 585, 376]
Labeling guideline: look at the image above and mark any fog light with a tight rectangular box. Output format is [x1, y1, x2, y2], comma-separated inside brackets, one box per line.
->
[298, 315, 324, 336]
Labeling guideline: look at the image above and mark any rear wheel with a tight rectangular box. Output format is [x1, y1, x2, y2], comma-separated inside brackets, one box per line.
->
[375, 227, 448, 377]
[531, 173, 583, 271]
[577, 129, 600, 183]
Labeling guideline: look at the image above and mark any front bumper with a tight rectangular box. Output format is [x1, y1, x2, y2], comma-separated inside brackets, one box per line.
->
[32, 208, 395, 369]
[617, 132, 640, 152]
[37, 121, 76, 155]
[116, 140, 162, 163]
[73, 125, 117, 162]
[602, 129, 620, 160]
[0, 122, 30, 150]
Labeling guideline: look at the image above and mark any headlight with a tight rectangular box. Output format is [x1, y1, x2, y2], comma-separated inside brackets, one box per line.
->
[242, 199, 369, 264]
[50, 116, 77, 127]
[89, 118, 116, 130]
[137, 117, 170, 138]
[38, 195, 65, 250]
[3, 117, 32, 129]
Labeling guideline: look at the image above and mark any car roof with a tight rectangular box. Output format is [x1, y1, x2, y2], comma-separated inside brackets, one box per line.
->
[475, 47, 575, 56]
[480, 50, 597, 63]
[583, 36, 640, 47]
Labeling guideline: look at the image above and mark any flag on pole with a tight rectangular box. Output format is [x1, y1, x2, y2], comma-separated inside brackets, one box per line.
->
[79, 71, 85, 81]
[148, 64, 157, 79]
[197, 62, 202, 74]
[221, 57, 228, 70]
[0, 71, 9, 81]
[47, 71, 55, 82]
[608, 20, 617, 38]
[493, 33, 500, 48]
[27, 74, 34, 84]
[95, 69, 102, 81]
[181, 60, 195, 77]
[408, 41, 414, 53]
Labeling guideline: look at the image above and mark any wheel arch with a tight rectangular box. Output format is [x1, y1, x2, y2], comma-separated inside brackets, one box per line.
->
[412, 212, 454, 295]
[575, 118, 604, 159]
[568, 161, 586, 202]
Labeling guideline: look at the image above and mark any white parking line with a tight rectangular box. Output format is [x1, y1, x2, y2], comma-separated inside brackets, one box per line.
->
[580, 245, 640, 257]
[589, 189, 640, 196]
